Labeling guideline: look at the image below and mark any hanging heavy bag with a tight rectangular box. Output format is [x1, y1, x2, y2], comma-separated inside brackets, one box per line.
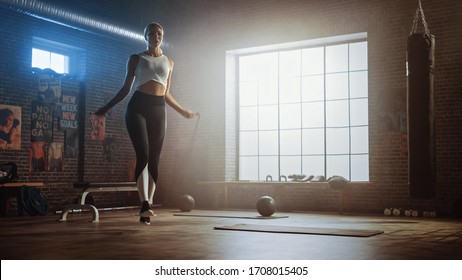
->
[407, 1, 436, 199]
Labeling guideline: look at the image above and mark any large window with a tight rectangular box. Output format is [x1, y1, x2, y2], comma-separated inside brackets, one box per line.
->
[238, 39, 368, 182]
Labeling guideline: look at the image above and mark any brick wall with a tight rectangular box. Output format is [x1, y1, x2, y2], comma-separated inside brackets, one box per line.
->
[1, 0, 461, 216]
[0, 6, 141, 211]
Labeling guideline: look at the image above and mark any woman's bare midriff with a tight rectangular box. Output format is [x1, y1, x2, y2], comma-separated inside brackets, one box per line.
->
[136, 80, 166, 96]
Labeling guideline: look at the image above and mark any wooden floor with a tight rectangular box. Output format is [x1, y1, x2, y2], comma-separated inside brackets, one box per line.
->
[1, 208, 462, 260]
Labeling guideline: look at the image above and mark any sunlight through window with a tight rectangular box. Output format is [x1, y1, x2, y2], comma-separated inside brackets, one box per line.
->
[237, 38, 369, 182]
[32, 48, 69, 74]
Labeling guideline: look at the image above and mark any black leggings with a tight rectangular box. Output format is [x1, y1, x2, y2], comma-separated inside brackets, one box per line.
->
[125, 91, 166, 183]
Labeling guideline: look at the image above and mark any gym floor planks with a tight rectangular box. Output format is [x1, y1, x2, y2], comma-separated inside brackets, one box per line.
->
[1, 208, 461, 260]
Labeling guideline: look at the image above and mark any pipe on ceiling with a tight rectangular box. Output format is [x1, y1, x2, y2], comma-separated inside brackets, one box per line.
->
[0, 0, 145, 42]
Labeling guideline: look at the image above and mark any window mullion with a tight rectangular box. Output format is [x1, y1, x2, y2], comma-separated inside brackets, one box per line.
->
[347, 44, 352, 181]
[277, 52, 281, 179]
[299, 50, 303, 175]
[256, 55, 260, 180]
[323, 46, 327, 179]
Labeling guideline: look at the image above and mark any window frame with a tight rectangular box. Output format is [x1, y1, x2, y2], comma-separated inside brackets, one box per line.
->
[227, 33, 369, 182]
[32, 37, 80, 76]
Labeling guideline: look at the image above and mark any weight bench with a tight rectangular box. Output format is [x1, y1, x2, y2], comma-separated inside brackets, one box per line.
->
[59, 181, 137, 222]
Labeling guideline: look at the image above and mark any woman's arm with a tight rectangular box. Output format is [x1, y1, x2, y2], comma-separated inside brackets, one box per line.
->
[164, 59, 196, 119]
[165, 91, 196, 118]
[95, 54, 139, 115]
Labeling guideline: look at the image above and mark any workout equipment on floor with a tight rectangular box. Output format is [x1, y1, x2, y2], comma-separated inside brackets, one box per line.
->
[327, 175, 349, 190]
[384, 208, 392, 216]
[384, 207, 437, 218]
[407, 0, 436, 199]
[214, 224, 384, 238]
[287, 174, 314, 182]
[178, 194, 195, 212]
[404, 209, 412, 217]
[174, 212, 288, 219]
[20, 186, 48, 215]
[256, 196, 276, 217]
[59, 204, 99, 222]
[392, 208, 403, 216]
[174, 213, 288, 219]
[310, 175, 326, 182]
[384, 208, 404, 216]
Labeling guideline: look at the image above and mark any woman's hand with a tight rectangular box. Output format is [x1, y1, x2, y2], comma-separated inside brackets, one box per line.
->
[182, 109, 198, 119]
[95, 106, 108, 116]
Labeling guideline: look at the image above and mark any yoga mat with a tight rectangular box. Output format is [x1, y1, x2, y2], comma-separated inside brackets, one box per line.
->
[174, 213, 289, 219]
[214, 224, 384, 237]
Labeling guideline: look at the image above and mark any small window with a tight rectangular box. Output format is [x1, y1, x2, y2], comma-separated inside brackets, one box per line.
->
[31, 37, 84, 77]
[32, 48, 69, 74]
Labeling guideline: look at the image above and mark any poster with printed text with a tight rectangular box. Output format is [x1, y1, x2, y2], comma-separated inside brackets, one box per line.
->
[0, 104, 22, 150]
[38, 74, 61, 103]
[30, 101, 54, 143]
[60, 92, 78, 130]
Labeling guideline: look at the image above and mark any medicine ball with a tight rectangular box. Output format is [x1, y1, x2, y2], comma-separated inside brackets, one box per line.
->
[178, 194, 195, 212]
[256, 196, 276, 217]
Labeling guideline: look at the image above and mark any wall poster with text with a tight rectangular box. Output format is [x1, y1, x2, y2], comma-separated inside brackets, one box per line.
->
[38, 74, 61, 104]
[30, 101, 54, 143]
[59, 92, 78, 130]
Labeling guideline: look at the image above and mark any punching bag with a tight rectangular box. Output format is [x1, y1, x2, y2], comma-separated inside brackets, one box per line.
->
[407, 1, 436, 199]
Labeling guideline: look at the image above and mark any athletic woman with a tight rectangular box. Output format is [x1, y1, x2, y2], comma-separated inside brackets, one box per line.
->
[96, 22, 196, 225]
